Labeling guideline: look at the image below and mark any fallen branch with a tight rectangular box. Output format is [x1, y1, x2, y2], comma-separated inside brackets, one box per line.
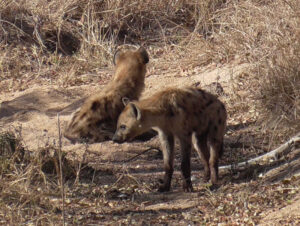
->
[220, 133, 300, 171]
[262, 148, 300, 182]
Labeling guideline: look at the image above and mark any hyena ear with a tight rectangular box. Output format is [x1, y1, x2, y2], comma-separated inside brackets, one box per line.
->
[113, 48, 122, 66]
[129, 103, 141, 121]
[138, 47, 149, 64]
[122, 97, 131, 106]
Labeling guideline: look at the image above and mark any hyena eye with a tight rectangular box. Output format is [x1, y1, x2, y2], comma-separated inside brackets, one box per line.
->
[120, 125, 126, 130]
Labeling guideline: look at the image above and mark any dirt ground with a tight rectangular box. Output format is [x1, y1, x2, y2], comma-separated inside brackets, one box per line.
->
[1, 59, 300, 225]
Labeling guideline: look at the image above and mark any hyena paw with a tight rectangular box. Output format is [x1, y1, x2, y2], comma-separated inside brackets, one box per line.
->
[183, 181, 194, 192]
[157, 180, 170, 192]
[203, 174, 210, 183]
[158, 185, 171, 192]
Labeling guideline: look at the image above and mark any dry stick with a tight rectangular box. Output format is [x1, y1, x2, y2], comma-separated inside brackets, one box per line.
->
[219, 133, 300, 171]
[57, 25, 69, 56]
[154, 16, 167, 47]
[0, 19, 32, 38]
[74, 142, 89, 185]
[57, 113, 65, 226]
[103, 174, 125, 196]
[32, 16, 46, 50]
[123, 147, 161, 163]
[262, 149, 300, 182]
[102, 148, 160, 196]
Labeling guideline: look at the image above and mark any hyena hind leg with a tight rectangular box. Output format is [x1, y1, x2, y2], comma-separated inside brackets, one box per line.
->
[158, 132, 175, 192]
[179, 137, 193, 192]
[192, 132, 210, 182]
[209, 140, 223, 185]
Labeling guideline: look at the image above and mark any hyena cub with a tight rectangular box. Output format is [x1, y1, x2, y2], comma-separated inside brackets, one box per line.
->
[113, 87, 227, 192]
[64, 46, 149, 143]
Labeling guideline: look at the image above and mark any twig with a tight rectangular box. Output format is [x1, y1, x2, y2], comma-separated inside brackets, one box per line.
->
[57, 113, 65, 226]
[154, 16, 167, 47]
[123, 147, 161, 163]
[126, 173, 152, 191]
[219, 133, 300, 171]
[0, 19, 33, 39]
[103, 174, 124, 196]
[74, 142, 89, 185]
[32, 16, 46, 49]
[57, 24, 69, 56]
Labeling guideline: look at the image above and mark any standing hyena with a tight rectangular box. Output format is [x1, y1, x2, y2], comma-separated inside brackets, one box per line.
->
[64, 46, 149, 143]
[113, 87, 227, 192]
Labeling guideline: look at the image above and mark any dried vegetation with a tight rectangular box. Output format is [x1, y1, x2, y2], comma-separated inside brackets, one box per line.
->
[0, 0, 300, 224]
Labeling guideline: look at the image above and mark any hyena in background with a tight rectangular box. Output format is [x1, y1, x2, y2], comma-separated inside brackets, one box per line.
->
[64, 46, 149, 143]
[113, 87, 227, 192]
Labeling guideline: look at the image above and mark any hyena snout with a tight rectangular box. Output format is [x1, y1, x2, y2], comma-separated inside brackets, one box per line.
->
[112, 128, 136, 143]
[112, 132, 124, 144]
[64, 131, 78, 144]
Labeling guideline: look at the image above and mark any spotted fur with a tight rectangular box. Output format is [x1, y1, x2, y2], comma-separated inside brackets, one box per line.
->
[64, 47, 149, 143]
[113, 87, 227, 192]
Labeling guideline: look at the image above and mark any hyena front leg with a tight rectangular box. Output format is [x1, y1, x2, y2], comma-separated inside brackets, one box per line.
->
[193, 132, 210, 182]
[179, 137, 193, 192]
[158, 131, 175, 192]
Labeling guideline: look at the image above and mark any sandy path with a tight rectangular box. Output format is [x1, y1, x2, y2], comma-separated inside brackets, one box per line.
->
[0, 62, 246, 154]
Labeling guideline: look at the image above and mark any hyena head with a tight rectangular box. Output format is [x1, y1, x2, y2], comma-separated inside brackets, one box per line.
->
[64, 46, 149, 144]
[64, 104, 115, 144]
[113, 46, 149, 67]
[112, 102, 147, 143]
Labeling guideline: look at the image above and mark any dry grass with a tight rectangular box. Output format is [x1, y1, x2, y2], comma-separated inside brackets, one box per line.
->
[1, 0, 300, 224]
[0, 129, 78, 224]
[208, 0, 300, 143]
[0, 0, 225, 91]
[0, 130, 51, 224]
[256, 44, 300, 141]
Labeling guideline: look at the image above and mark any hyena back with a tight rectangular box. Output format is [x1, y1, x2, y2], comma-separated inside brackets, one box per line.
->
[64, 46, 149, 143]
[113, 87, 227, 192]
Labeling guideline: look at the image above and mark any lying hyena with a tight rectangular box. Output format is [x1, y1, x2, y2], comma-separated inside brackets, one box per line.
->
[64, 46, 149, 143]
[113, 87, 227, 192]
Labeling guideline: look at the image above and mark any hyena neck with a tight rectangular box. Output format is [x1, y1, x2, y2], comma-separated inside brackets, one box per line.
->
[141, 108, 166, 129]
[114, 76, 145, 100]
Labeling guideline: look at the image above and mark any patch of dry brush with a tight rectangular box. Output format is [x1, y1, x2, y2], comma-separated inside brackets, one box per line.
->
[0, 130, 76, 224]
[0, 0, 224, 90]
[210, 0, 300, 142]
[0, 0, 300, 224]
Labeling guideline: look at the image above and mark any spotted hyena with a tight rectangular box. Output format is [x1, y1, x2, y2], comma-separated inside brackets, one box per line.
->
[64, 46, 149, 143]
[113, 87, 227, 192]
